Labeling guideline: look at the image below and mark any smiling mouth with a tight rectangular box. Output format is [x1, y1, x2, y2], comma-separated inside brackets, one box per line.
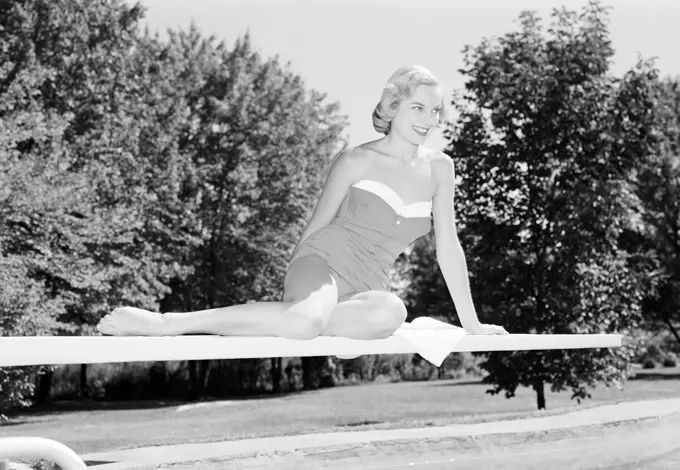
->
[413, 125, 430, 136]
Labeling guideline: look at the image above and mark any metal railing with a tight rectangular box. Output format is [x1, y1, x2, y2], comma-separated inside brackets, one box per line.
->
[0, 437, 87, 470]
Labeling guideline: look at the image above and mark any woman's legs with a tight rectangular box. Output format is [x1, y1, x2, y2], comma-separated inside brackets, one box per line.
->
[96, 255, 339, 339]
[96, 254, 409, 340]
[321, 290, 408, 340]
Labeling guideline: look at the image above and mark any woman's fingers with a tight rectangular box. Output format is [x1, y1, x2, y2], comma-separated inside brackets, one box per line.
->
[480, 323, 509, 335]
[465, 323, 510, 335]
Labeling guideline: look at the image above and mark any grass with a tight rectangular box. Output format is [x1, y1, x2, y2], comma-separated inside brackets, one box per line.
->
[1, 368, 679, 456]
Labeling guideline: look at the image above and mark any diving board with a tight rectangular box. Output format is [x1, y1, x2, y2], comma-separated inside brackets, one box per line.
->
[0, 328, 622, 368]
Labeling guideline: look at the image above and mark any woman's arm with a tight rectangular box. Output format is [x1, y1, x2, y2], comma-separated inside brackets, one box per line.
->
[290, 148, 367, 260]
[431, 153, 508, 335]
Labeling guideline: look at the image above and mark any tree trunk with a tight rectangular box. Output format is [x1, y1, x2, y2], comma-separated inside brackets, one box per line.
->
[188, 361, 198, 399]
[80, 364, 89, 398]
[201, 360, 212, 394]
[302, 356, 336, 390]
[34, 367, 53, 406]
[302, 356, 325, 390]
[533, 380, 546, 410]
[271, 357, 282, 393]
[319, 357, 336, 389]
[187, 360, 211, 401]
[302, 357, 317, 390]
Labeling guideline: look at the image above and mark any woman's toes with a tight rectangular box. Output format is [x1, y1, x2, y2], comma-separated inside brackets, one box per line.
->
[95, 307, 167, 336]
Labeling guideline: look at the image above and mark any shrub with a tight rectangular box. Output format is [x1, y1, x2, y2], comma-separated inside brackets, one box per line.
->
[662, 357, 677, 368]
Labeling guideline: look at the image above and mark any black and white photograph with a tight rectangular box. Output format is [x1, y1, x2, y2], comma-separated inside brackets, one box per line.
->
[1, 0, 679, 468]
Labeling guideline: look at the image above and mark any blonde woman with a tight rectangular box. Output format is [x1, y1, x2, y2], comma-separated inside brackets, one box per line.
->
[97, 65, 508, 339]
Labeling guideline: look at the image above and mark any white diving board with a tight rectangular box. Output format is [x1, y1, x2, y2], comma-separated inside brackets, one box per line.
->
[0, 330, 622, 367]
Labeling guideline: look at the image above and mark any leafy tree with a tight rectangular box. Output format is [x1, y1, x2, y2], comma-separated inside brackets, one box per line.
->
[0, 0, 148, 410]
[634, 78, 680, 344]
[1, 0, 347, 410]
[406, 2, 662, 409]
[154, 29, 347, 394]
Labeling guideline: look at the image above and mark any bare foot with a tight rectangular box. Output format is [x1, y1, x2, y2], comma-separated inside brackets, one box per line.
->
[97, 307, 172, 336]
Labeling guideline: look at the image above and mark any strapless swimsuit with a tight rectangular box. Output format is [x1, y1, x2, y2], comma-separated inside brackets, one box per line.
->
[284, 180, 432, 301]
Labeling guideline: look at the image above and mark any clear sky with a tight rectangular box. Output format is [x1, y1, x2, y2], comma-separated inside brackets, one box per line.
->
[135, 0, 680, 151]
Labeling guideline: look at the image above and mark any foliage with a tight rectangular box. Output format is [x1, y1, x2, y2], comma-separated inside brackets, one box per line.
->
[0, 0, 347, 412]
[633, 78, 680, 342]
[406, 1, 664, 408]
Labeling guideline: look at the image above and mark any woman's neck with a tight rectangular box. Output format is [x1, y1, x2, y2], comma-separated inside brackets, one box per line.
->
[381, 133, 420, 164]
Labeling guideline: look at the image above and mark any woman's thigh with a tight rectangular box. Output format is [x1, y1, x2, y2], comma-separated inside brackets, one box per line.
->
[283, 254, 358, 302]
[282, 254, 340, 326]
[321, 290, 408, 340]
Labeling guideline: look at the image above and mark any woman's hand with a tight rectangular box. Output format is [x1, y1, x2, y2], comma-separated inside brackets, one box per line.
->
[465, 323, 509, 335]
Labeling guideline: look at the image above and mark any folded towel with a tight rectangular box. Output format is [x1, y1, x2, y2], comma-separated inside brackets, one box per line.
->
[336, 317, 468, 367]
[394, 317, 468, 366]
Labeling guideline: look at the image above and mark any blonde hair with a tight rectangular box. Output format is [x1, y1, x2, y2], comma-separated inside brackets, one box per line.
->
[372, 65, 445, 135]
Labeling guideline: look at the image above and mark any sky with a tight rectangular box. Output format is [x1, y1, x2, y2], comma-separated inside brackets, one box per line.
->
[135, 0, 680, 151]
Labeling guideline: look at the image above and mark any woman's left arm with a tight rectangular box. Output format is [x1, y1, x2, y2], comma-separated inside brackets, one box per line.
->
[431, 154, 508, 335]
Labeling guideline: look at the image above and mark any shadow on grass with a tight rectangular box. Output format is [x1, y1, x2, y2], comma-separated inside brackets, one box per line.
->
[338, 420, 384, 427]
[0, 420, 29, 426]
[629, 372, 680, 381]
[6, 388, 319, 419]
[85, 461, 117, 467]
[2, 399, 181, 422]
[426, 379, 486, 387]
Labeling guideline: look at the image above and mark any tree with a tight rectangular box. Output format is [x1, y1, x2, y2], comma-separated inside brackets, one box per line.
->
[148, 28, 347, 395]
[1, 0, 348, 410]
[407, 1, 662, 409]
[634, 78, 680, 344]
[0, 0, 151, 410]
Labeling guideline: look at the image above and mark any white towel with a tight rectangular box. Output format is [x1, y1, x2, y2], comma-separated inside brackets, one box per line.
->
[336, 317, 468, 367]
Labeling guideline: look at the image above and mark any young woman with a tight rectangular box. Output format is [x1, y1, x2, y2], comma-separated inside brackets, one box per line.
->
[97, 65, 508, 340]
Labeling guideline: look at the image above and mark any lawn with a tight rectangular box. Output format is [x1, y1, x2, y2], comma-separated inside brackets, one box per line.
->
[1, 368, 679, 455]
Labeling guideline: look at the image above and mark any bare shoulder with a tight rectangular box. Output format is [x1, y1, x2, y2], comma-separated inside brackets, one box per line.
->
[353, 140, 384, 159]
[300, 146, 372, 235]
[427, 150, 455, 188]
[331, 145, 371, 181]
[338, 144, 373, 162]
[427, 149, 453, 167]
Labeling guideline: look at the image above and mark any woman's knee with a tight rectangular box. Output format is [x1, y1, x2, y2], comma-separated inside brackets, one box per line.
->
[362, 291, 407, 335]
[385, 292, 408, 326]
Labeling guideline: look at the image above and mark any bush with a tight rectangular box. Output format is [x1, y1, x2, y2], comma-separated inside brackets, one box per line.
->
[646, 344, 664, 361]
[632, 331, 680, 369]
[662, 357, 677, 368]
[660, 333, 680, 355]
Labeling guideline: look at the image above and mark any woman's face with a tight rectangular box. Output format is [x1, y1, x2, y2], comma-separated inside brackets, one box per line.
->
[390, 84, 443, 144]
